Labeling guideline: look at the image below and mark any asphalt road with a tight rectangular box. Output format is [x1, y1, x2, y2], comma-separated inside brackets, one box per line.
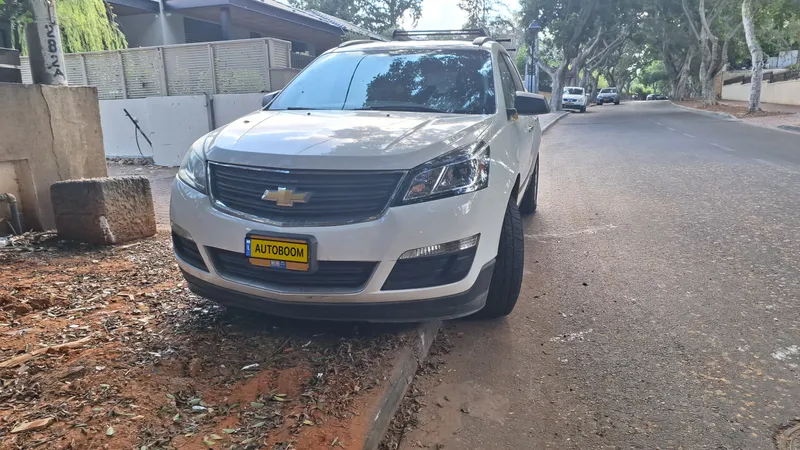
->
[400, 101, 800, 449]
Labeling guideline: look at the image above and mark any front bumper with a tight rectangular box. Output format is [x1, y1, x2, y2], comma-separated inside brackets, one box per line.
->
[562, 103, 585, 110]
[182, 260, 493, 322]
[170, 178, 507, 321]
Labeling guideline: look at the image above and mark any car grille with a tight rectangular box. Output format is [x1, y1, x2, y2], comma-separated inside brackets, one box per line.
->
[209, 248, 377, 291]
[209, 163, 405, 226]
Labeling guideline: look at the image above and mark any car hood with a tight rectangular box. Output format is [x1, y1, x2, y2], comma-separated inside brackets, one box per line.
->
[205, 110, 493, 171]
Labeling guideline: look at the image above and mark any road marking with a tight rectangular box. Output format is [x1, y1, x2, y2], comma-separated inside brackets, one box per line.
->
[666, 127, 677, 131]
[683, 133, 695, 138]
[526, 224, 617, 240]
[654, 122, 663, 126]
[711, 143, 737, 153]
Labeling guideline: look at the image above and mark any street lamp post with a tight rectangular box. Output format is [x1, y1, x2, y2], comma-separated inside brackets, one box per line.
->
[526, 21, 541, 93]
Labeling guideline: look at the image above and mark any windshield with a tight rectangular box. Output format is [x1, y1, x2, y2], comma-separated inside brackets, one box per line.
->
[564, 88, 584, 95]
[269, 49, 496, 115]
[600, 88, 617, 93]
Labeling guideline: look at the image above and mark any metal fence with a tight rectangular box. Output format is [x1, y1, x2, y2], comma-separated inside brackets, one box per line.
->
[20, 37, 293, 100]
[291, 52, 316, 69]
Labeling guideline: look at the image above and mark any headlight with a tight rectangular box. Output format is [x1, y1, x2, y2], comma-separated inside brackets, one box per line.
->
[177, 136, 209, 194]
[394, 142, 489, 206]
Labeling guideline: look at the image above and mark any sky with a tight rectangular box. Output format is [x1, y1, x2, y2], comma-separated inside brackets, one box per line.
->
[408, 0, 467, 30]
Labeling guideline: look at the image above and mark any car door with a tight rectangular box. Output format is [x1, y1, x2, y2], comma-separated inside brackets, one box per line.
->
[500, 54, 538, 189]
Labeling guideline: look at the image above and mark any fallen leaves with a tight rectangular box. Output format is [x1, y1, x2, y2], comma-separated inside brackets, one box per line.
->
[0, 232, 403, 450]
[11, 417, 55, 434]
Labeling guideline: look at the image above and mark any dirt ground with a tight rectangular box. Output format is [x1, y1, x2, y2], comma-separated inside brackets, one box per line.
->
[0, 231, 408, 449]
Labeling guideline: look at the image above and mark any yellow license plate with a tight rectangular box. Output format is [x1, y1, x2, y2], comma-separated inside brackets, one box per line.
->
[246, 235, 310, 271]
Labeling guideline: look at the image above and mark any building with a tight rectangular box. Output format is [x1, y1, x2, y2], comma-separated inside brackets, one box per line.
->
[110, 0, 385, 61]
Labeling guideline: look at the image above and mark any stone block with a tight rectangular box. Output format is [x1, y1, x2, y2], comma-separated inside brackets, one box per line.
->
[50, 177, 156, 245]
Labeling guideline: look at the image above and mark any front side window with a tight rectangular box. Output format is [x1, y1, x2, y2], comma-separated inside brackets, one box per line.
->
[497, 56, 517, 108]
[269, 49, 496, 115]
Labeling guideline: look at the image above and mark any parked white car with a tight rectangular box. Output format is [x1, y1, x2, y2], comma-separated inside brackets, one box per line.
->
[170, 37, 549, 322]
[562, 87, 588, 113]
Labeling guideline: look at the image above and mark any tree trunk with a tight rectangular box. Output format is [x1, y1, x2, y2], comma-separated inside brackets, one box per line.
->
[548, 62, 569, 111]
[676, 48, 695, 101]
[742, 0, 763, 112]
[700, 60, 716, 105]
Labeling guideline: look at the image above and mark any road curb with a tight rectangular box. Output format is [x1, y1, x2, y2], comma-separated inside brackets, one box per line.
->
[362, 114, 567, 449]
[362, 320, 440, 450]
[542, 111, 569, 133]
[778, 124, 800, 133]
[669, 101, 737, 120]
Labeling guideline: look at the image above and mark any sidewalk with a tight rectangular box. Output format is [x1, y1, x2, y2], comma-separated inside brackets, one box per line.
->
[718, 99, 800, 114]
[675, 99, 800, 132]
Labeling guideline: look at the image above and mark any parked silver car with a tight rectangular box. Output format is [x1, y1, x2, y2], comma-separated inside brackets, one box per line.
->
[596, 87, 620, 105]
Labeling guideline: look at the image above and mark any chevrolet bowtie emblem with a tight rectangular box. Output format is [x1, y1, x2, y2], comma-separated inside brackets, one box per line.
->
[262, 188, 310, 207]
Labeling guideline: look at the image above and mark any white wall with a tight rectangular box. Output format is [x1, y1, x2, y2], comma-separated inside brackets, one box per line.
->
[213, 93, 263, 127]
[147, 96, 209, 166]
[100, 99, 153, 157]
[722, 79, 800, 106]
[99, 93, 265, 166]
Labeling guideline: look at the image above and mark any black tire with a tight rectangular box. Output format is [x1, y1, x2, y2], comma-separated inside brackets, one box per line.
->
[519, 157, 539, 215]
[580, 106, 587, 113]
[614, 100, 620, 105]
[597, 101, 603, 106]
[475, 198, 524, 318]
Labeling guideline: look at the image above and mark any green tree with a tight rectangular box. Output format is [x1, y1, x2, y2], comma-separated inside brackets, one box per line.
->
[1, 0, 126, 53]
[291, 0, 421, 34]
[363, 0, 423, 34]
[289, 0, 360, 24]
[681, 0, 742, 105]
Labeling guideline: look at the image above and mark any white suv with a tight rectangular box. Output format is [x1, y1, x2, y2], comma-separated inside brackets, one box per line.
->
[170, 37, 550, 322]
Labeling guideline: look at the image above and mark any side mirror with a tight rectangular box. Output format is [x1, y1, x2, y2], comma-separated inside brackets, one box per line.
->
[262, 90, 281, 108]
[514, 91, 550, 115]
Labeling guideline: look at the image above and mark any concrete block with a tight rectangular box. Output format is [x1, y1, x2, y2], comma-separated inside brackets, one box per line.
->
[50, 177, 156, 245]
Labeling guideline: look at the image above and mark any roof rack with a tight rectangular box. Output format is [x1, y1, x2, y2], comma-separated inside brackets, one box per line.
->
[392, 28, 489, 41]
[337, 40, 374, 48]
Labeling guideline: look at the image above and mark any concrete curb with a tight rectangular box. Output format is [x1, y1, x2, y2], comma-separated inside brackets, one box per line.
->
[361, 115, 567, 449]
[363, 320, 440, 450]
[669, 101, 738, 121]
[778, 124, 800, 133]
[542, 111, 569, 134]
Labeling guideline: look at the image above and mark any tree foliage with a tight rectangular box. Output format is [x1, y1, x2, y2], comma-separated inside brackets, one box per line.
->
[0, 0, 126, 54]
[290, 0, 422, 34]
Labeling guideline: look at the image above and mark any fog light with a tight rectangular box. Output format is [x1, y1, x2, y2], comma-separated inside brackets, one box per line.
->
[398, 234, 480, 260]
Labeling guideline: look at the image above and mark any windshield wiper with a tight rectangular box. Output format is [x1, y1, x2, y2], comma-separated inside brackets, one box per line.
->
[353, 105, 447, 113]
[285, 107, 319, 110]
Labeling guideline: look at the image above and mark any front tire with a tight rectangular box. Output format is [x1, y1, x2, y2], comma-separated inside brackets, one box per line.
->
[614, 100, 620, 105]
[475, 198, 524, 318]
[580, 106, 587, 113]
